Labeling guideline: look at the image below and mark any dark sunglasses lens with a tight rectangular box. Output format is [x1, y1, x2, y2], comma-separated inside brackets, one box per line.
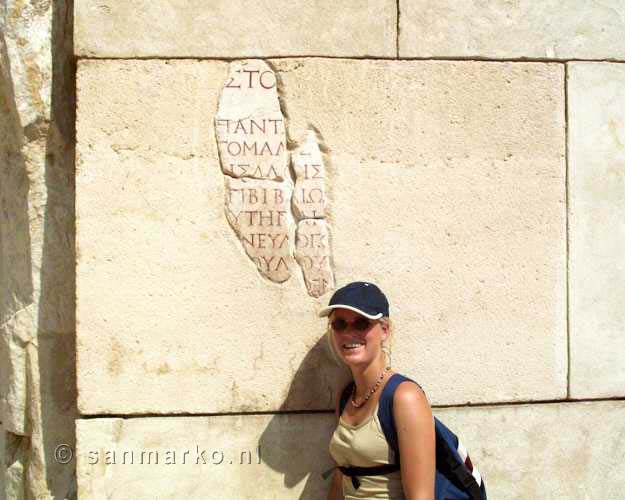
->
[353, 318, 371, 331]
[331, 319, 348, 331]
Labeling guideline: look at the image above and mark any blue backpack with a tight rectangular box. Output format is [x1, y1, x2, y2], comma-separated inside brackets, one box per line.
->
[333, 373, 487, 500]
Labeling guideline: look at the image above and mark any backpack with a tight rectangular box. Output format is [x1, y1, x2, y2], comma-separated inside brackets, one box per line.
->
[333, 373, 487, 500]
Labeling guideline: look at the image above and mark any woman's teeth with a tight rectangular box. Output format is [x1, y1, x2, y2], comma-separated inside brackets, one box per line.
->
[343, 342, 364, 350]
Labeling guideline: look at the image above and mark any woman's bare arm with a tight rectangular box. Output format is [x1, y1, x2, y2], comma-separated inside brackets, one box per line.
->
[326, 469, 344, 500]
[327, 388, 344, 500]
[394, 382, 436, 500]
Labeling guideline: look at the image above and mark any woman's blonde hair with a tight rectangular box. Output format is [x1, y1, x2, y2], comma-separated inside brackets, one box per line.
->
[325, 315, 394, 367]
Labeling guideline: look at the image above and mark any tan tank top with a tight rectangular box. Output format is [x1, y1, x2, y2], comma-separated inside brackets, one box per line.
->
[329, 400, 405, 500]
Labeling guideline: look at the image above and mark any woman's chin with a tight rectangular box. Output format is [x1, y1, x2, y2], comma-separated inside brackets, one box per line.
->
[340, 348, 369, 366]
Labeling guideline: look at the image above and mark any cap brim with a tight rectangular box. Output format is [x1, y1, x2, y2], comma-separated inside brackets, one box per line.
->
[318, 304, 383, 320]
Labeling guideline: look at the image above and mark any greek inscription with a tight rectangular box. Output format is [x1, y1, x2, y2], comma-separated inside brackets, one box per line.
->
[292, 131, 327, 219]
[289, 132, 334, 296]
[215, 61, 287, 181]
[294, 219, 335, 297]
[241, 233, 289, 250]
[224, 69, 277, 89]
[223, 176, 293, 283]
[253, 256, 290, 273]
[296, 188, 325, 205]
[295, 232, 327, 249]
[297, 255, 330, 270]
[215, 118, 284, 135]
[215, 62, 335, 296]
[304, 164, 323, 179]
[217, 140, 285, 157]
[224, 75, 241, 89]
[227, 187, 285, 205]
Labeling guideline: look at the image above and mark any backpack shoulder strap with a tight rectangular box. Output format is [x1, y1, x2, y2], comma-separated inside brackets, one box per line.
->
[377, 373, 423, 462]
[338, 380, 355, 416]
[377, 375, 486, 500]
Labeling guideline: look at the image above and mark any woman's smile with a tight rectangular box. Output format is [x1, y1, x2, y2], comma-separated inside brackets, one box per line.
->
[341, 339, 366, 355]
[330, 308, 382, 364]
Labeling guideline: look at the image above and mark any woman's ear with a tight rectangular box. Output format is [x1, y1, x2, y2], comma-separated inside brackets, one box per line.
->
[380, 320, 389, 341]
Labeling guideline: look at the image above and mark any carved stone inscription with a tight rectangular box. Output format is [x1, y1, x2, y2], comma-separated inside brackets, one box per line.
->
[292, 130, 335, 297]
[216, 60, 293, 283]
[292, 130, 327, 220]
[295, 219, 334, 297]
[215, 60, 334, 295]
[214, 60, 287, 181]
[225, 177, 293, 283]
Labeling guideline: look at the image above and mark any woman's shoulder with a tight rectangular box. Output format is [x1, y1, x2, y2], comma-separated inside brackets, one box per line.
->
[390, 373, 429, 408]
[392, 377, 433, 432]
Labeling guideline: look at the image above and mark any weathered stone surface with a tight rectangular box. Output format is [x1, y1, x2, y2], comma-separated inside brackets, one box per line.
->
[0, 1, 52, 128]
[295, 220, 334, 298]
[0, 428, 28, 500]
[438, 401, 625, 499]
[74, 0, 397, 58]
[0, 426, 4, 495]
[77, 59, 565, 413]
[1, 0, 77, 498]
[0, 307, 35, 435]
[272, 58, 567, 405]
[568, 62, 625, 398]
[76, 59, 348, 414]
[399, 1, 625, 60]
[225, 177, 294, 283]
[76, 414, 336, 500]
[215, 60, 288, 182]
[75, 401, 625, 499]
[292, 130, 327, 220]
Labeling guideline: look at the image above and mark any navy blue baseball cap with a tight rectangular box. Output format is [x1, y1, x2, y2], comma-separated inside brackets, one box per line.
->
[318, 281, 390, 319]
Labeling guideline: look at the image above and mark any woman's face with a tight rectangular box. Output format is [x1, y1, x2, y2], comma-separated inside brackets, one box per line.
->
[329, 308, 388, 367]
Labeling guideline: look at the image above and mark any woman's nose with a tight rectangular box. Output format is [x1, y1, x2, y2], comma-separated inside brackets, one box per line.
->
[343, 327, 365, 337]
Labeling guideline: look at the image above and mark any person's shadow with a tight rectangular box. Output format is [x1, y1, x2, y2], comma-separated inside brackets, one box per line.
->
[258, 331, 351, 499]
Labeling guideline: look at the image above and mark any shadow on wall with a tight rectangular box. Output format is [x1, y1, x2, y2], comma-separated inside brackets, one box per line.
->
[36, 1, 77, 498]
[0, 0, 77, 498]
[258, 333, 350, 499]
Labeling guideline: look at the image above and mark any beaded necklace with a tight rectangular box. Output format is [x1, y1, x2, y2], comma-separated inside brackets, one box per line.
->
[350, 366, 391, 408]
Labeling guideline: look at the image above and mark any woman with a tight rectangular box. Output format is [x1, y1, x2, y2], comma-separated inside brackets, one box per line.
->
[321, 281, 436, 500]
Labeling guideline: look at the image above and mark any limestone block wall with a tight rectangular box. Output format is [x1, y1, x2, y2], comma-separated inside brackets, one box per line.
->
[1, 1, 76, 499]
[75, 57, 567, 415]
[2, 1, 625, 499]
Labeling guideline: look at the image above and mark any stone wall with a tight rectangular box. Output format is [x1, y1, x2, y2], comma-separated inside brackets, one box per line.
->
[1, 0, 76, 498]
[2, 1, 624, 499]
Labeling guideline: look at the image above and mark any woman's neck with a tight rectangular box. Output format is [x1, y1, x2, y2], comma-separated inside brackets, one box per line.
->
[351, 359, 390, 399]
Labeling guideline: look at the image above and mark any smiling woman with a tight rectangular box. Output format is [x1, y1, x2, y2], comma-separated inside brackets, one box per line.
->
[326, 314, 394, 368]
[320, 281, 436, 500]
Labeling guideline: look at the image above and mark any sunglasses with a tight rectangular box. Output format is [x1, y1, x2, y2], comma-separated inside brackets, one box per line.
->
[330, 317, 373, 332]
